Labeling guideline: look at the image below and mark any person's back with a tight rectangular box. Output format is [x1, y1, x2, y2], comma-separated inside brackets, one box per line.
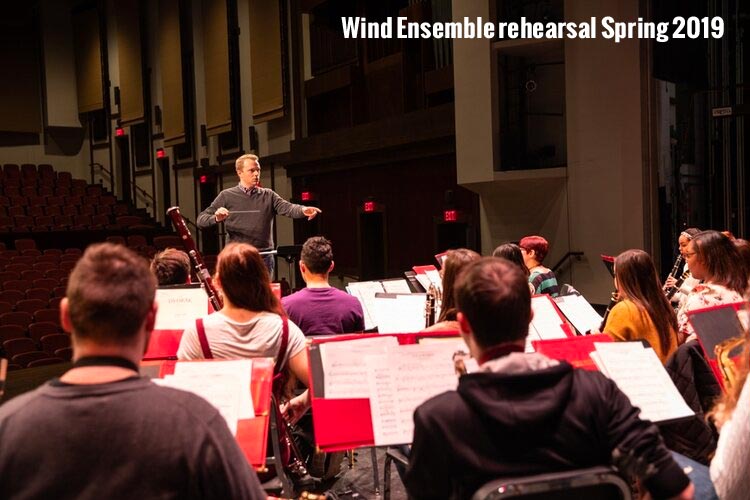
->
[407, 354, 681, 498]
[281, 236, 364, 335]
[0, 379, 263, 500]
[282, 287, 363, 334]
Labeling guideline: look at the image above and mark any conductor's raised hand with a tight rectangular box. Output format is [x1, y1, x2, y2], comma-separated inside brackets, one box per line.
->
[214, 207, 229, 223]
[302, 206, 322, 220]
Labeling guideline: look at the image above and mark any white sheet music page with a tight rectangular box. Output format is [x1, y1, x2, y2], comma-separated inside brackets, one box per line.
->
[371, 294, 427, 333]
[154, 373, 242, 436]
[530, 295, 568, 341]
[593, 343, 693, 422]
[367, 343, 459, 446]
[424, 269, 443, 290]
[154, 287, 209, 330]
[319, 336, 399, 399]
[554, 295, 603, 334]
[381, 279, 412, 294]
[348, 281, 386, 330]
[173, 359, 254, 419]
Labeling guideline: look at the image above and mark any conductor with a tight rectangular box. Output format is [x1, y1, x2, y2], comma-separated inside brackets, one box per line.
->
[197, 154, 321, 275]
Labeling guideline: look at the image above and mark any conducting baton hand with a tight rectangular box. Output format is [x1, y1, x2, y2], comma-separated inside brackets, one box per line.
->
[302, 206, 322, 221]
[214, 207, 229, 223]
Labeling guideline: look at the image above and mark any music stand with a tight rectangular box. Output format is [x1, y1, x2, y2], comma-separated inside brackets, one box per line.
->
[277, 245, 303, 289]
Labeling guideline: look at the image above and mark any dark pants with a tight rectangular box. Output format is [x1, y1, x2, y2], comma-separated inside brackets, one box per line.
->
[262, 253, 275, 278]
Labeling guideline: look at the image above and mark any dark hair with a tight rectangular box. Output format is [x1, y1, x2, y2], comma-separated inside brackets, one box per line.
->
[680, 227, 701, 240]
[614, 249, 678, 355]
[693, 230, 748, 295]
[151, 248, 191, 286]
[301, 236, 333, 275]
[734, 239, 750, 284]
[492, 243, 529, 276]
[438, 248, 481, 322]
[216, 243, 281, 313]
[455, 258, 531, 348]
[66, 243, 156, 342]
[519, 235, 550, 262]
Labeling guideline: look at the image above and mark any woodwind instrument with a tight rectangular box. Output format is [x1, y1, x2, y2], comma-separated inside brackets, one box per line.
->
[598, 291, 619, 332]
[663, 254, 685, 298]
[166, 207, 224, 311]
[425, 284, 437, 328]
[665, 270, 691, 300]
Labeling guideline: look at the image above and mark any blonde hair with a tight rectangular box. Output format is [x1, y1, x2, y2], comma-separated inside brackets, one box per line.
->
[709, 330, 749, 428]
[235, 154, 259, 173]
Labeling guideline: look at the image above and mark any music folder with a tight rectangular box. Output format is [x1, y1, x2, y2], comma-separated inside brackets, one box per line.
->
[145, 284, 210, 360]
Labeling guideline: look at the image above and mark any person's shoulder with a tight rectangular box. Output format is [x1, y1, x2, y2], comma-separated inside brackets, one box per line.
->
[414, 390, 463, 422]
[0, 386, 45, 420]
[146, 383, 224, 422]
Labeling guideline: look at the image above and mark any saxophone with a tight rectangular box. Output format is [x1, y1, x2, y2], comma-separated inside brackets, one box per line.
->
[714, 336, 745, 390]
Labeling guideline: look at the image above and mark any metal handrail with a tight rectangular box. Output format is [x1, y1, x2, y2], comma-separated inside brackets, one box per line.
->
[552, 251, 584, 273]
[90, 163, 114, 192]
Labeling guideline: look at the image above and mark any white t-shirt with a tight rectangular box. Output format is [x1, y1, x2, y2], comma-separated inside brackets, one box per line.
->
[177, 311, 306, 368]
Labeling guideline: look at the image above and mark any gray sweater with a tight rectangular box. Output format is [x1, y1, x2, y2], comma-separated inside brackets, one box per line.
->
[197, 185, 306, 250]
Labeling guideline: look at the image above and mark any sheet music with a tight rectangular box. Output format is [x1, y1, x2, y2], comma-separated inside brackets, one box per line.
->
[154, 287, 209, 330]
[381, 279, 412, 294]
[371, 294, 427, 334]
[347, 281, 386, 330]
[554, 294, 603, 334]
[367, 343, 459, 446]
[529, 295, 568, 341]
[319, 336, 399, 399]
[414, 274, 432, 292]
[173, 360, 254, 419]
[154, 373, 242, 436]
[593, 343, 693, 422]
[424, 269, 443, 290]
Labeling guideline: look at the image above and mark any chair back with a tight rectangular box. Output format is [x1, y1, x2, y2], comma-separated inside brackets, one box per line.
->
[471, 467, 631, 500]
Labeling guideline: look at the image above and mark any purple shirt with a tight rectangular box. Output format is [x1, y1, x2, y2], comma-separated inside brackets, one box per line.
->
[281, 287, 365, 335]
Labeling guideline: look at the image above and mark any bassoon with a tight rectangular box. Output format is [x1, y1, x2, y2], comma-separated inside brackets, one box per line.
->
[166, 207, 223, 311]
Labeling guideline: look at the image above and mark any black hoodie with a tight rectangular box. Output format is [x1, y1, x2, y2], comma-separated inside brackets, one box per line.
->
[404, 354, 689, 500]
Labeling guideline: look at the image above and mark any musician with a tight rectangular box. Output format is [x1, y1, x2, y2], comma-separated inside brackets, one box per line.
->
[405, 257, 693, 499]
[677, 231, 748, 343]
[150, 247, 191, 286]
[601, 249, 679, 363]
[492, 242, 534, 293]
[665, 227, 701, 305]
[519, 235, 560, 296]
[422, 248, 480, 332]
[197, 154, 322, 275]
[709, 329, 750, 499]
[281, 236, 364, 335]
[0, 243, 265, 499]
[177, 243, 310, 421]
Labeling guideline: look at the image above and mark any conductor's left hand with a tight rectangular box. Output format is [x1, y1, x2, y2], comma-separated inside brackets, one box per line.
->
[302, 206, 322, 220]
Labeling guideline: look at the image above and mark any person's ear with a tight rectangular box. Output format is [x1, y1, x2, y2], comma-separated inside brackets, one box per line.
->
[457, 312, 472, 336]
[60, 298, 72, 334]
[328, 261, 335, 273]
[144, 302, 158, 334]
[299, 261, 307, 274]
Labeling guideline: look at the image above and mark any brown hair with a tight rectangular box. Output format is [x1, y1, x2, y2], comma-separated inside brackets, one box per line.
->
[235, 154, 259, 173]
[455, 257, 531, 348]
[693, 230, 748, 295]
[151, 248, 191, 286]
[66, 243, 156, 342]
[301, 236, 333, 275]
[519, 235, 550, 263]
[216, 243, 280, 313]
[438, 248, 481, 323]
[614, 249, 678, 355]
[492, 243, 529, 276]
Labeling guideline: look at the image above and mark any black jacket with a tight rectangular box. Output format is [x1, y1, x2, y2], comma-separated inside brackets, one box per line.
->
[404, 359, 689, 500]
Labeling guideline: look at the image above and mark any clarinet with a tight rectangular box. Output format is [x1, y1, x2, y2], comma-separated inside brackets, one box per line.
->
[663, 254, 685, 297]
[598, 291, 619, 332]
[666, 270, 691, 300]
[425, 284, 437, 327]
[166, 207, 224, 311]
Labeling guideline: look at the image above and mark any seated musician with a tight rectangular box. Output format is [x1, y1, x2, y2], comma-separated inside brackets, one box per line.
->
[281, 236, 364, 335]
[177, 243, 310, 421]
[150, 247, 191, 286]
[405, 257, 693, 500]
[664, 228, 701, 306]
[709, 328, 750, 499]
[519, 235, 560, 296]
[0, 243, 265, 498]
[677, 231, 748, 343]
[492, 242, 534, 294]
[423, 248, 480, 332]
[599, 249, 679, 363]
